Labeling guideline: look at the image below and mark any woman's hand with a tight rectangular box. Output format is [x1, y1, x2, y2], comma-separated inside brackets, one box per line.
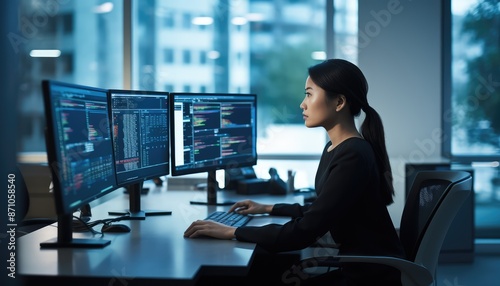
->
[184, 220, 236, 239]
[228, 200, 273, 215]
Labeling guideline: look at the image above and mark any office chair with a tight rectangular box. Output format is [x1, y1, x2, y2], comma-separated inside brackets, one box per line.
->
[294, 170, 472, 286]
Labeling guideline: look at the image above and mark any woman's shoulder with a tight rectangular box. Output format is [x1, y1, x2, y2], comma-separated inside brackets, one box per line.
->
[333, 137, 375, 161]
[336, 137, 370, 151]
[322, 138, 373, 161]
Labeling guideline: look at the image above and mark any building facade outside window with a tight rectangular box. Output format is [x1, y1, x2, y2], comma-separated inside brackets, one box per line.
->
[132, 0, 358, 186]
[16, 0, 123, 151]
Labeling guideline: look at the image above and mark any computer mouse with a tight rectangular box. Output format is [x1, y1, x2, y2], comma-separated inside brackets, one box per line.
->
[101, 223, 131, 233]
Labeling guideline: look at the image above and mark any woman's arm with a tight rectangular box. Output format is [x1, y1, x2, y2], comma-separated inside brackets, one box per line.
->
[228, 200, 274, 214]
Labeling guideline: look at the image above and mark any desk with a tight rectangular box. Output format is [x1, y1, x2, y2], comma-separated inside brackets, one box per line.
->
[18, 183, 303, 285]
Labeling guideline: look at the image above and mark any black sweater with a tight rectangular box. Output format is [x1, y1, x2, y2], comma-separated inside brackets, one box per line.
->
[235, 138, 404, 284]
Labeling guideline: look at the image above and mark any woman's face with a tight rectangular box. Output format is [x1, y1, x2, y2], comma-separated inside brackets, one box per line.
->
[300, 76, 337, 129]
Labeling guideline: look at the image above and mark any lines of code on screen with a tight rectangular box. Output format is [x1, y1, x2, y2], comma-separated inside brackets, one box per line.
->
[111, 93, 169, 185]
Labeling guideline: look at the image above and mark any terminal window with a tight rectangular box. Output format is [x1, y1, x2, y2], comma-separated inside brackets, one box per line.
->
[111, 93, 169, 184]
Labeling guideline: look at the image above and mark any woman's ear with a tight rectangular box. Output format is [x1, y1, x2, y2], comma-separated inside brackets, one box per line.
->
[336, 94, 347, 112]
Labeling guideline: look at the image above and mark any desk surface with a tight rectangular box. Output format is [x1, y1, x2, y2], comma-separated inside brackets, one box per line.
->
[18, 182, 303, 285]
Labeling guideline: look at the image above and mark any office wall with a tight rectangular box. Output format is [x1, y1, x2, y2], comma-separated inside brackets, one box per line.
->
[358, 0, 442, 226]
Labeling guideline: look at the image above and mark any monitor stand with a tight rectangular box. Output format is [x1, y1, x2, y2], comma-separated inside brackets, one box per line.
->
[108, 180, 172, 220]
[190, 170, 235, 206]
[40, 213, 110, 248]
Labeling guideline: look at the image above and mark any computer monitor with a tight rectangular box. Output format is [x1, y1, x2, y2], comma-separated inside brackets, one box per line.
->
[108, 89, 172, 219]
[170, 92, 257, 205]
[41, 80, 117, 248]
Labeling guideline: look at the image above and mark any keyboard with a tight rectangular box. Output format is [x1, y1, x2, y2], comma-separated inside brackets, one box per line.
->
[205, 211, 252, 227]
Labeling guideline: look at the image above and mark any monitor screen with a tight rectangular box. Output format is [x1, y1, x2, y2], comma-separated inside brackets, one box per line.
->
[42, 80, 117, 217]
[170, 93, 257, 176]
[109, 90, 170, 186]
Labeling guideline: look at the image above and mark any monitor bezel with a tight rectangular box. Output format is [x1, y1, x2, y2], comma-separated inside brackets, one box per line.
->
[108, 89, 171, 187]
[42, 80, 118, 216]
[169, 92, 258, 177]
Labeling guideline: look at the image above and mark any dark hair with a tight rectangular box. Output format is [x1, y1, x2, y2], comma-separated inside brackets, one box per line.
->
[308, 59, 394, 205]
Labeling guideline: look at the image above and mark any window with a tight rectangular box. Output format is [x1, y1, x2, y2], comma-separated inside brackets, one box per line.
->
[182, 12, 191, 29]
[163, 11, 175, 28]
[16, 0, 356, 188]
[61, 13, 73, 34]
[182, 49, 191, 64]
[133, 1, 337, 162]
[446, 0, 500, 159]
[165, 84, 174, 92]
[129, 0, 357, 187]
[199, 50, 207, 64]
[17, 0, 123, 152]
[444, 0, 500, 237]
[60, 53, 74, 74]
[164, 48, 174, 63]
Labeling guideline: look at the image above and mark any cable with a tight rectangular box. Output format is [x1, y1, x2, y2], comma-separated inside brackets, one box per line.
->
[71, 214, 131, 235]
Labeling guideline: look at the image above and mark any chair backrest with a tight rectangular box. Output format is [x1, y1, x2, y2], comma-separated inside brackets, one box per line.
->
[399, 170, 472, 276]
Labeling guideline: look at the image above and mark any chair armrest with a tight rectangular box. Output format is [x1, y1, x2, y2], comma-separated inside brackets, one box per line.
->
[298, 255, 433, 286]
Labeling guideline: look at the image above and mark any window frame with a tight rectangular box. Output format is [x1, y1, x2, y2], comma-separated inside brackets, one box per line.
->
[442, 0, 500, 239]
[442, 0, 500, 164]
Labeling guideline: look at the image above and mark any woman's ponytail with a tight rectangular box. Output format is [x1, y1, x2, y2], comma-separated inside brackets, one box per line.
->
[362, 105, 394, 205]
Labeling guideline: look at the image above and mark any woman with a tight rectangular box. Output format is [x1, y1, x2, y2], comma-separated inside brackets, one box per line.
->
[184, 59, 405, 285]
